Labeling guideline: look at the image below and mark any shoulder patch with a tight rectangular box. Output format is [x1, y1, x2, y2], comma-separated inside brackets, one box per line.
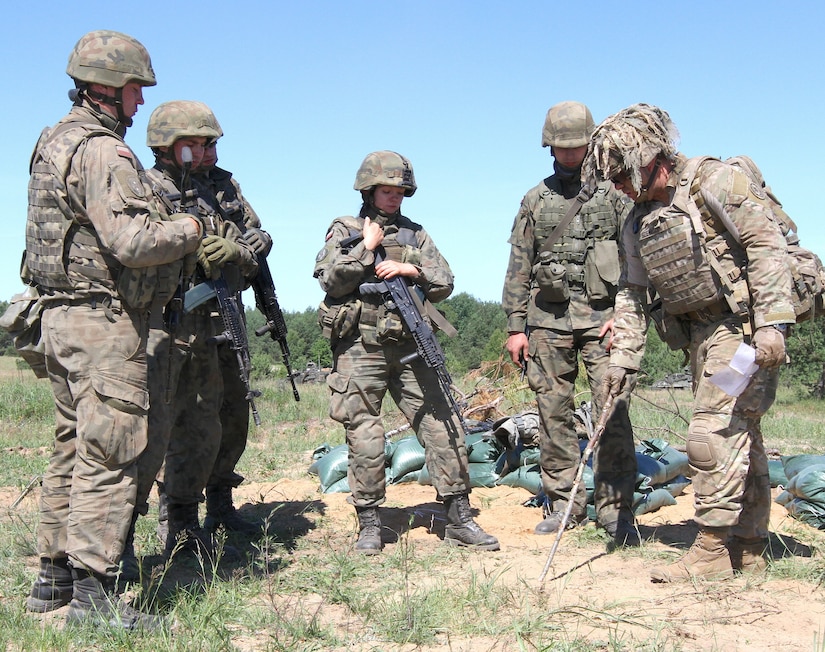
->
[115, 145, 134, 160]
[127, 174, 145, 197]
[749, 181, 766, 200]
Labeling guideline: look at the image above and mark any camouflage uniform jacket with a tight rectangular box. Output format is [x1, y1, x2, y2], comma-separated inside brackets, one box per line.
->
[25, 104, 201, 306]
[502, 175, 629, 332]
[147, 163, 258, 295]
[611, 155, 795, 370]
[314, 210, 454, 343]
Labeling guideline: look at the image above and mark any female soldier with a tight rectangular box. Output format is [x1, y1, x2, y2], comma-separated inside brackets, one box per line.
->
[313, 151, 499, 554]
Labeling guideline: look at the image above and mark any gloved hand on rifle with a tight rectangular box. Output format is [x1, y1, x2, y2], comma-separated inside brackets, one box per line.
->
[752, 325, 787, 368]
[198, 235, 241, 280]
[598, 365, 637, 406]
[242, 227, 272, 257]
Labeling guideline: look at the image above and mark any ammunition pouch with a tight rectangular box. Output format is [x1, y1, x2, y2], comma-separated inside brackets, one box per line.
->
[584, 240, 620, 302]
[318, 296, 362, 341]
[0, 285, 47, 378]
[533, 252, 569, 303]
[649, 301, 691, 351]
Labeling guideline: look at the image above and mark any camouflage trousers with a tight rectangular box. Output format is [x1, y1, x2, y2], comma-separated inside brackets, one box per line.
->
[135, 309, 223, 511]
[688, 317, 777, 538]
[206, 340, 251, 489]
[37, 302, 149, 577]
[327, 338, 470, 507]
[527, 325, 637, 525]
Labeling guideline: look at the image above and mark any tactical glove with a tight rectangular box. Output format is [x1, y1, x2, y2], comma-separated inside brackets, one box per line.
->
[598, 365, 637, 405]
[752, 325, 787, 368]
[197, 243, 219, 280]
[242, 227, 273, 257]
[201, 235, 241, 267]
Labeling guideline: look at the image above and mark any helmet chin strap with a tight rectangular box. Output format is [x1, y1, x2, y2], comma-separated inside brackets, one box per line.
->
[75, 85, 132, 128]
[640, 158, 661, 194]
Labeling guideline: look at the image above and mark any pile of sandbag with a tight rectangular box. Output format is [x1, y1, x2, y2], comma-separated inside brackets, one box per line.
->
[308, 407, 692, 517]
[775, 454, 825, 529]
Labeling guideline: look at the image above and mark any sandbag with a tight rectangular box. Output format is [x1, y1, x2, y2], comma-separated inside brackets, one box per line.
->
[768, 459, 789, 488]
[786, 464, 825, 503]
[497, 465, 542, 494]
[309, 443, 349, 490]
[389, 436, 426, 480]
[782, 454, 825, 481]
[465, 433, 502, 463]
[633, 488, 677, 515]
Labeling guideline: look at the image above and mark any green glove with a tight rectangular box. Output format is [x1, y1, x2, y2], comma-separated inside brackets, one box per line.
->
[197, 243, 219, 280]
[242, 227, 272, 257]
[201, 235, 241, 267]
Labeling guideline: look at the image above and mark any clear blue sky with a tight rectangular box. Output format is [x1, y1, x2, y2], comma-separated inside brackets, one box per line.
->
[2, 1, 823, 312]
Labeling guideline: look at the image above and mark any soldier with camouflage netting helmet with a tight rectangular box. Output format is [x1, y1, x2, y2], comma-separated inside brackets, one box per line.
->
[313, 151, 499, 554]
[124, 101, 258, 569]
[24, 31, 203, 630]
[585, 102, 795, 582]
[501, 101, 639, 547]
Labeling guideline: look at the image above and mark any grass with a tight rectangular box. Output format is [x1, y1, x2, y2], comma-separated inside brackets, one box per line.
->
[2, 355, 825, 650]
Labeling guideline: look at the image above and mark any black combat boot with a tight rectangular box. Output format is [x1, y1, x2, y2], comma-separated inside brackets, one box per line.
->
[443, 494, 500, 550]
[65, 567, 164, 630]
[118, 514, 140, 583]
[603, 517, 641, 548]
[156, 483, 168, 547]
[26, 557, 73, 613]
[204, 485, 261, 536]
[163, 502, 239, 562]
[354, 507, 383, 555]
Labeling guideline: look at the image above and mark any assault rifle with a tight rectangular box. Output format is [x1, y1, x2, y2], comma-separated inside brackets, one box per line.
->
[177, 147, 262, 425]
[250, 258, 300, 402]
[358, 246, 466, 431]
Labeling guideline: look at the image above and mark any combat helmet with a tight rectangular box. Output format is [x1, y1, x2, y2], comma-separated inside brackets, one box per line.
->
[583, 103, 680, 195]
[66, 30, 156, 88]
[541, 101, 595, 148]
[354, 151, 417, 197]
[146, 101, 223, 149]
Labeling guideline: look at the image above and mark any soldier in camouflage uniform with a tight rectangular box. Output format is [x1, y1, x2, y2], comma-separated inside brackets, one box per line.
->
[24, 31, 202, 629]
[196, 139, 272, 535]
[502, 102, 639, 546]
[584, 103, 794, 581]
[132, 101, 258, 563]
[314, 151, 499, 554]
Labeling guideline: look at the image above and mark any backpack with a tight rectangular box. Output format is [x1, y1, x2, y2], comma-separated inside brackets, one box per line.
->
[723, 156, 825, 323]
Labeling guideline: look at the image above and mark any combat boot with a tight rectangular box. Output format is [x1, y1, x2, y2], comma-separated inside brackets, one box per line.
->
[26, 557, 73, 613]
[163, 502, 239, 562]
[443, 493, 500, 550]
[118, 514, 140, 583]
[156, 484, 168, 547]
[729, 536, 768, 574]
[534, 501, 587, 535]
[204, 485, 261, 536]
[354, 507, 383, 555]
[650, 527, 733, 583]
[65, 567, 164, 630]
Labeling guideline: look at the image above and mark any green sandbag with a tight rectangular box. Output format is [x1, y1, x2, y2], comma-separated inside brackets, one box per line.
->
[633, 488, 677, 515]
[418, 461, 499, 488]
[497, 464, 542, 494]
[389, 436, 426, 480]
[324, 476, 350, 494]
[768, 459, 789, 487]
[781, 454, 825, 481]
[635, 440, 690, 483]
[786, 464, 825, 502]
[782, 496, 825, 530]
[392, 469, 421, 484]
[310, 444, 348, 489]
[466, 433, 503, 463]
[659, 475, 691, 497]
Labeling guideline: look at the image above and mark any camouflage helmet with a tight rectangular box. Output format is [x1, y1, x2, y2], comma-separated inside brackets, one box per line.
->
[354, 151, 417, 197]
[66, 30, 156, 88]
[146, 100, 223, 148]
[541, 101, 595, 148]
[582, 103, 680, 195]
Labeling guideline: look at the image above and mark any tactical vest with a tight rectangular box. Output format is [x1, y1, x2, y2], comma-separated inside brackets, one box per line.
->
[533, 180, 618, 288]
[637, 157, 748, 318]
[26, 119, 175, 310]
[318, 215, 424, 345]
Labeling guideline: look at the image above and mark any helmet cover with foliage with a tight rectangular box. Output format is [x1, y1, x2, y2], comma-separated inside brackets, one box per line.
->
[146, 100, 223, 148]
[354, 150, 417, 197]
[541, 101, 595, 148]
[582, 103, 680, 195]
[66, 30, 156, 88]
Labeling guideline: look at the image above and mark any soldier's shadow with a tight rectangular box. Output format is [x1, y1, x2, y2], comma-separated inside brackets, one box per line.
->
[648, 518, 812, 559]
[377, 500, 456, 543]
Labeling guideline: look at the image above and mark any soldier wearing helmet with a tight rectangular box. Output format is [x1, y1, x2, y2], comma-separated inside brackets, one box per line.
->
[585, 103, 795, 582]
[501, 101, 639, 547]
[122, 101, 258, 567]
[24, 32, 202, 629]
[314, 151, 499, 554]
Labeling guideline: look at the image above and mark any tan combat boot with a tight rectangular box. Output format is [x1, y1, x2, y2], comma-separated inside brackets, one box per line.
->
[729, 536, 768, 573]
[650, 526, 733, 583]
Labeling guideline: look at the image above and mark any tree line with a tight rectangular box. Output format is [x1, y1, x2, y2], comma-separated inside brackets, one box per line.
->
[2, 295, 825, 393]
